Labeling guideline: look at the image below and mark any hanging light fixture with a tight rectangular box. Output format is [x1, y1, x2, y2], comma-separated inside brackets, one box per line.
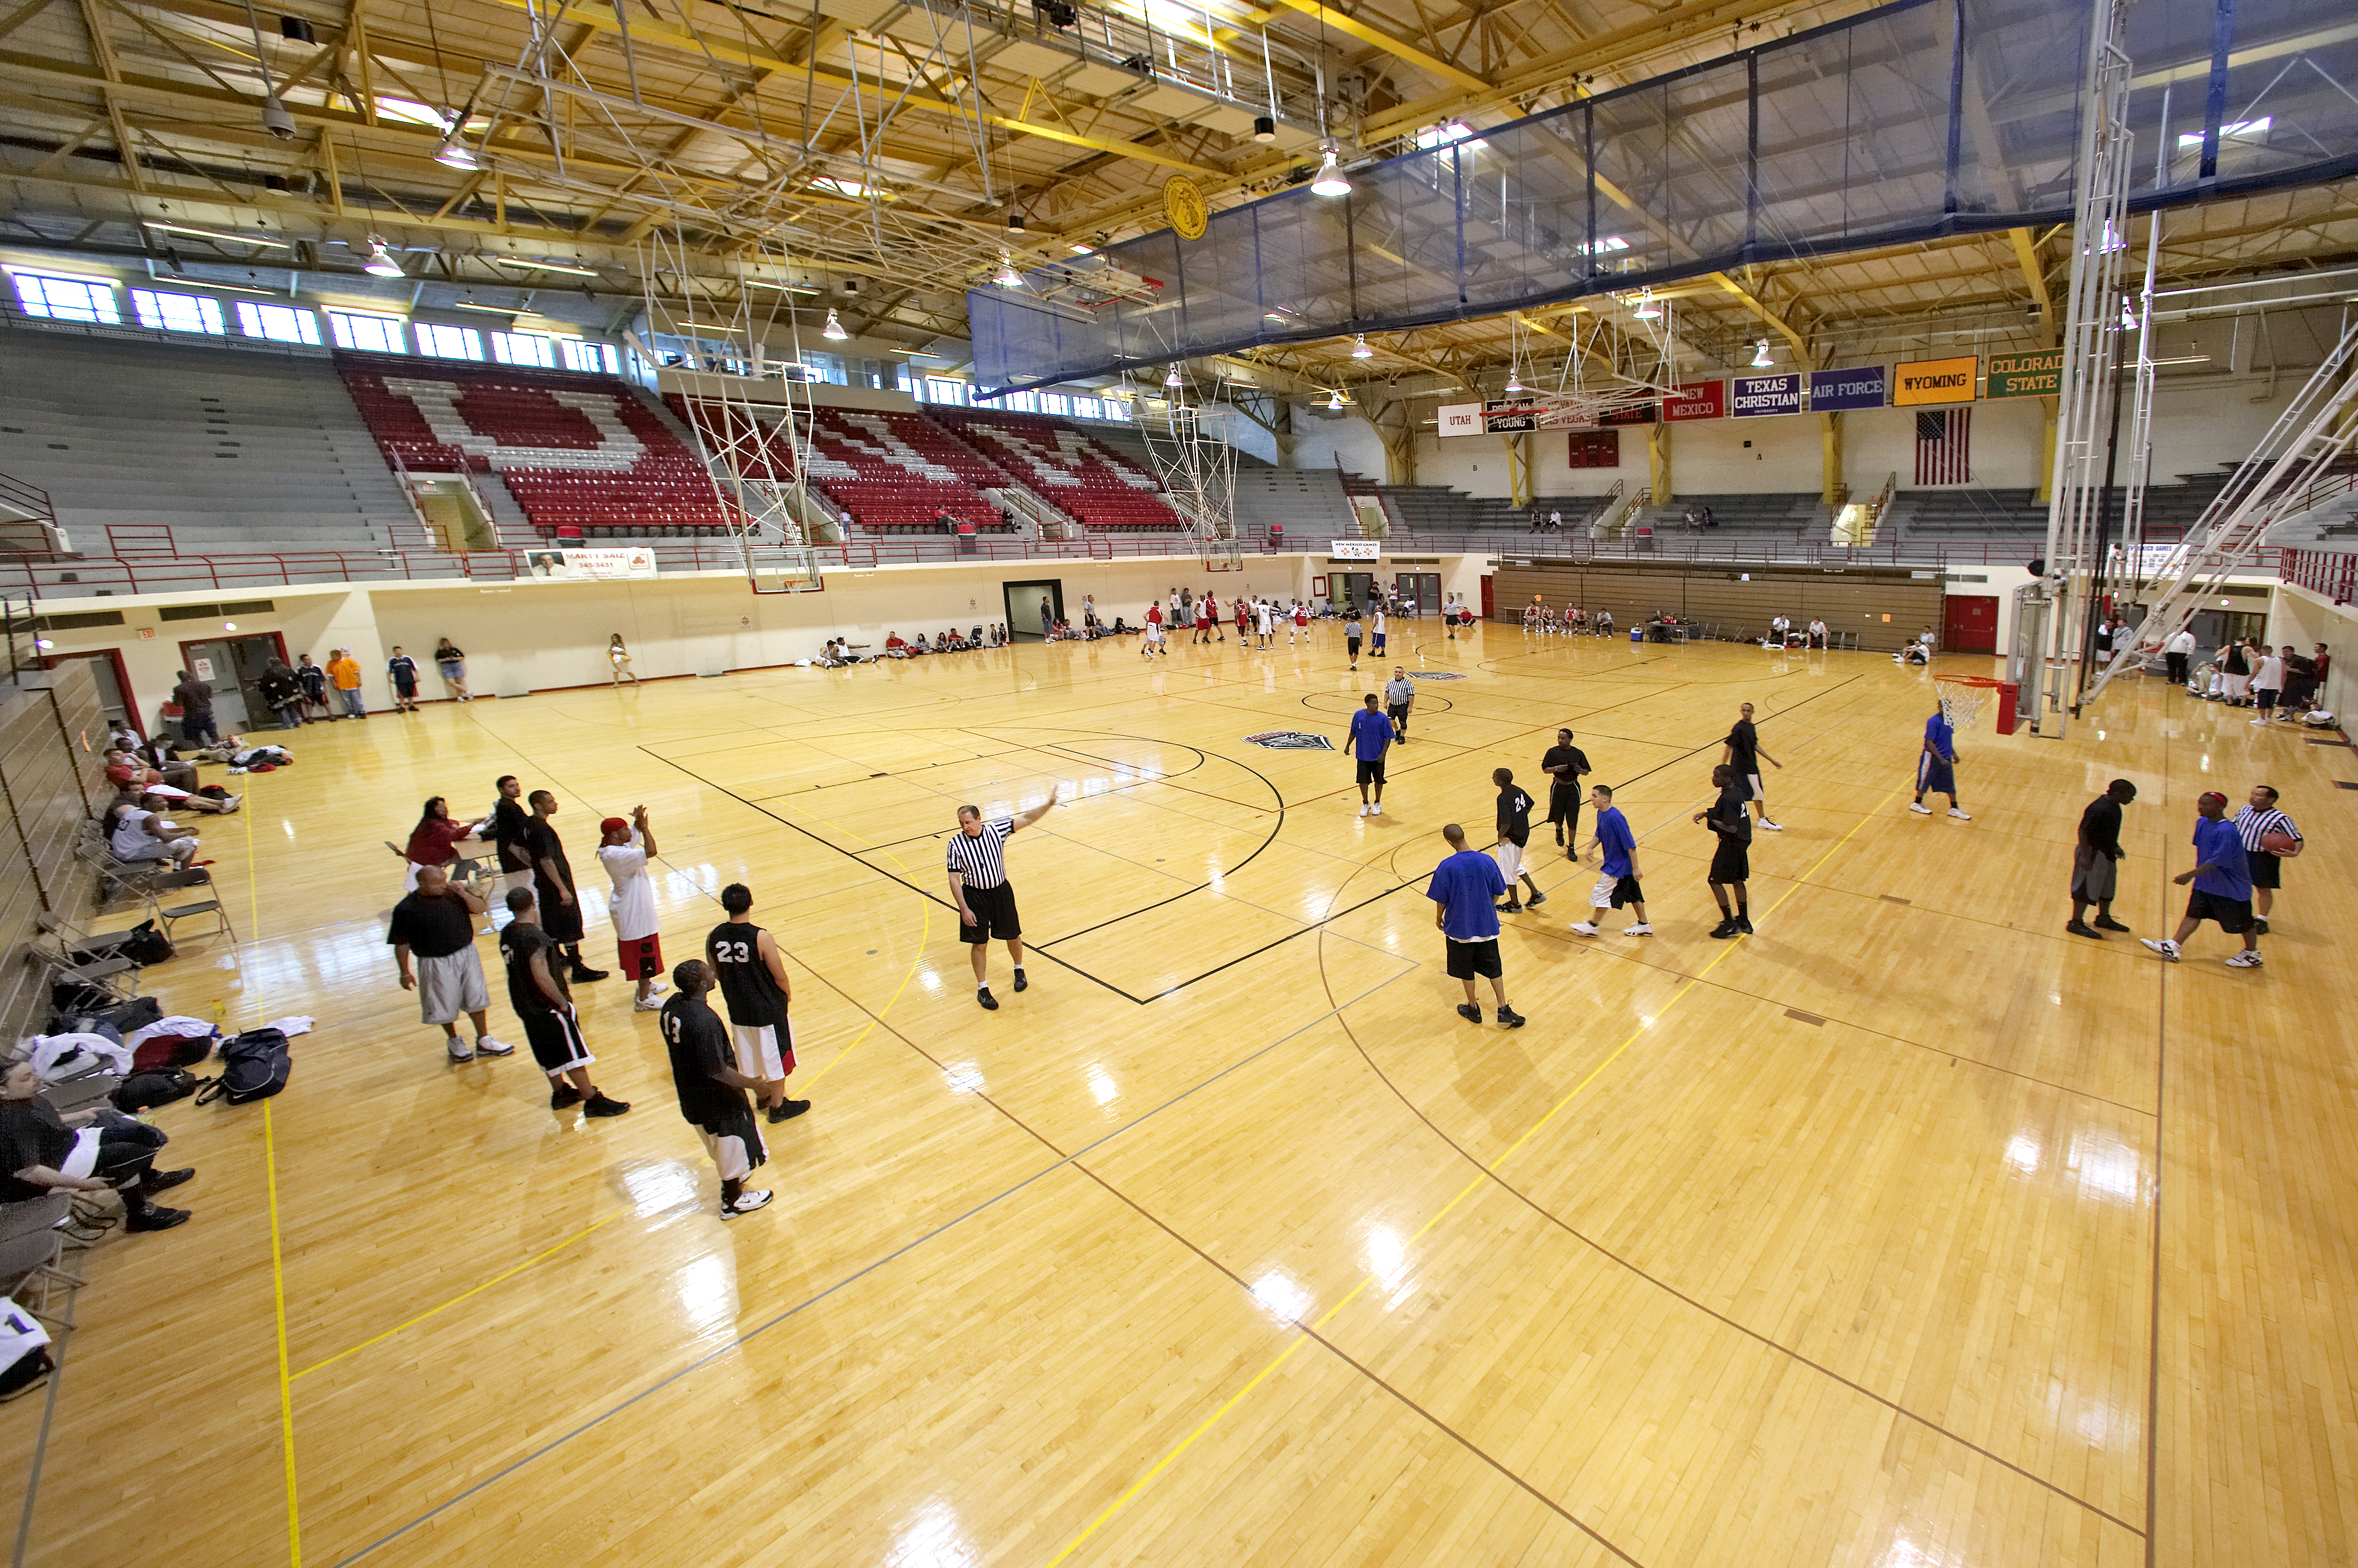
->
[822, 308, 848, 341]
[1326, 389, 1345, 411]
[1630, 289, 1661, 320]
[993, 253, 1025, 288]
[1253, 115, 1277, 143]
[1750, 339, 1774, 368]
[434, 133, 478, 170]
[1006, 213, 1027, 236]
[1163, 364, 1184, 387]
[1311, 145, 1351, 197]
[1350, 334, 1373, 359]
[363, 237, 403, 278]
[1504, 368, 1526, 393]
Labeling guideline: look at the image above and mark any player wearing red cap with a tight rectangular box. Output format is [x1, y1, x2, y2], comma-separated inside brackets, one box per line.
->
[598, 805, 666, 1010]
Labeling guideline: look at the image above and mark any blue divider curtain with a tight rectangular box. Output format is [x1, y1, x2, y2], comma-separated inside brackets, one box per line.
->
[971, 0, 2358, 394]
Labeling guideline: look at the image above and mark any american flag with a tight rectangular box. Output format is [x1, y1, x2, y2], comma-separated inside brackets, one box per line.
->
[1915, 409, 1972, 486]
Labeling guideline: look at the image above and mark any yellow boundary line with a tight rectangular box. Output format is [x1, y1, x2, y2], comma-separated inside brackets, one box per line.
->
[1045, 780, 1909, 1565]
[239, 788, 302, 1567]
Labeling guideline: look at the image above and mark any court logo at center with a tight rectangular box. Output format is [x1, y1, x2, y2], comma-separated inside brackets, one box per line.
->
[1407, 671, 1467, 681]
[1245, 731, 1335, 750]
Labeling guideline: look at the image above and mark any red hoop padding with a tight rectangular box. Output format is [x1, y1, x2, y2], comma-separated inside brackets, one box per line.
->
[1935, 675, 2009, 687]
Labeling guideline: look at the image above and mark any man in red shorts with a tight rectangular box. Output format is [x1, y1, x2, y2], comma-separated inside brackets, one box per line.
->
[598, 806, 666, 1011]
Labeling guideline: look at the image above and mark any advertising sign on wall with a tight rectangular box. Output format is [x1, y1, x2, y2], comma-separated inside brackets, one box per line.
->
[1893, 356, 1979, 406]
[1730, 373, 1804, 417]
[1663, 380, 1726, 421]
[1328, 540, 1381, 560]
[1808, 365, 1888, 410]
[527, 547, 659, 581]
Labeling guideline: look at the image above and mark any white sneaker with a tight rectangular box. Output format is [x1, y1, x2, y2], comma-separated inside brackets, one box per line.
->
[1909, 802, 1933, 815]
[474, 1035, 515, 1057]
[1947, 808, 1971, 820]
[2225, 950, 2263, 968]
[721, 1188, 774, 1218]
[2139, 938, 2181, 962]
[1758, 818, 1783, 831]
[634, 997, 664, 1012]
[644, 980, 669, 998]
[1623, 923, 1654, 936]
[1569, 920, 1600, 937]
[1370, 802, 1382, 815]
[446, 1039, 475, 1063]
[1357, 803, 1370, 816]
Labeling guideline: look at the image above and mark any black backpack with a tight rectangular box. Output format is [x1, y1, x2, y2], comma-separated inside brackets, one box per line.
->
[195, 1028, 291, 1106]
[113, 1068, 199, 1111]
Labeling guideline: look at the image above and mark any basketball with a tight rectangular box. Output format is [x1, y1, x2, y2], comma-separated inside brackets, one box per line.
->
[2260, 830, 2299, 856]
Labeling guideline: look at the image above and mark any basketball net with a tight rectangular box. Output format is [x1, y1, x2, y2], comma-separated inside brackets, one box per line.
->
[1935, 675, 2005, 731]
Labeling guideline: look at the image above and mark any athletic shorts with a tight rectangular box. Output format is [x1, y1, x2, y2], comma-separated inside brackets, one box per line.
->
[1347, 637, 1363, 658]
[2070, 844, 2118, 902]
[1371, 633, 1387, 651]
[1917, 756, 1956, 797]
[2184, 889, 2253, 933]
[1444, 937, 1503, 980]
[521, 1009, 595, 1074]
[1494, 841, 1523, 880]
[2223, 673, 2249, 698]
[616, 932, 663, 980]
[1547, 786, 1581, 826]
[2255, 687, 2279, 712]
[1589, 874, 1643, 909]
[694, 1106, 766, 1181]
[1356, 758, 1386, 787]
[1708, 842, 1750, 884]
[959, 879, 1021, 944]
[415, 949, 489, 1025]
[1388, 704, 1410, 728]
[2246, 849, 2281, 890]
[730, 1022, 796, 1081]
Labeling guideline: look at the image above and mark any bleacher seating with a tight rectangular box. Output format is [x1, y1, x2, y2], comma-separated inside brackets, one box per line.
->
[1634, 493, 1826, 538]
[1376, 484, 1526, 534]
[938, 409, 1190, 533]
[797, 409, 1017, 536]
[665, 395, 796, 481]
[0, 324, 414, 554]
[337, 352, 737, 537]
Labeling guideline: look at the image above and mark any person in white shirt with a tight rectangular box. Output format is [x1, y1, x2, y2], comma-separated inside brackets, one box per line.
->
[2163, 626, 2197, 685]
[1767, 614, 1790, 648]
[1254, 597, 1274, 648]
[109, 797, 197, 868]
[597, 806, 668, 1011]
[1370, 606, 1388, 656]
[1807, 618, 1828, 649]
[2250, 648, 2286, 726]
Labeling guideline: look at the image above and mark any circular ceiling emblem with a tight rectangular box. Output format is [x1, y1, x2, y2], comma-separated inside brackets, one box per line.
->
[1164, 176, 1209, 241]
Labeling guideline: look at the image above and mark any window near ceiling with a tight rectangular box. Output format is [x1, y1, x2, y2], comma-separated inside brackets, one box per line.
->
[130, 289, 226, 335]
[925, 377, 966, 406]
[326, 310, 406, 352]
[561, 340, 619, 374]
[1069, 397, 1100, 419]
[415, 323, 482, 360]
[1098, 397, 1130, 422]
[234, 301, 321, 343]
[1003, 390, 1038, 413]
[1038, 392, 1069, 416]
[488, 332, 556, 367]
[11, 271, 119, 324]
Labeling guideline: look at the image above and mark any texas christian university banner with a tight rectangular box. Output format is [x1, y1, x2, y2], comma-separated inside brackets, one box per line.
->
[1731, 373, 1803, 417]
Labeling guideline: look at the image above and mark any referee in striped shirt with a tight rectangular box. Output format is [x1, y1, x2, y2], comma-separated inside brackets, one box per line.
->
[948, 790, 1059, 1009]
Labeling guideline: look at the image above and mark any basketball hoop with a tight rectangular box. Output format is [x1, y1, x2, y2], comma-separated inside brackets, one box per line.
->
[1935, 674, 2007, 730]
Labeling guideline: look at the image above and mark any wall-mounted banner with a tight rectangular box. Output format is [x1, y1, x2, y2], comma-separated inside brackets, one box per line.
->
[1328, 540, 1381, 560]
[1893, 356, 1979, 407]
[1808, 365, 1887, 411]
[1663, 380, 1726, 421]
[1437, 402, 1486, 438]
[527, 546, 658, 580]
[1482, 398, 1540, 434]
[1731, 373, 1804, 417]
[1598, 402, 1658, 426]
[1986, 348, 2065, 398]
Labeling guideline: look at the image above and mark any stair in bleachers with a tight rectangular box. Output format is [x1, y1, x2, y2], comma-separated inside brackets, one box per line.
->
[0, 324, 412, 554]
[337, 350, 736, 538]
[935, 409, 1188, 534]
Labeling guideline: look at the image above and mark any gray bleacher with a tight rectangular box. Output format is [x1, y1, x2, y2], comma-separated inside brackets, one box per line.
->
[0, 324, 411, 555]
[1633, 492, 1825, 538]
[1888, 471, 2234, 543]
[1378, 484, 1525, 532]
[1232, 469, 1355, 537]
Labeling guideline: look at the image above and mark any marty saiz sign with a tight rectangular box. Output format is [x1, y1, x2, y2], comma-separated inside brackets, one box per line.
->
[527, 546, 658, 581]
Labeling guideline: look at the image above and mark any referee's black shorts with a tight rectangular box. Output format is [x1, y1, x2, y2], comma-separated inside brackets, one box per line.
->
[959, 880, 1021, 944]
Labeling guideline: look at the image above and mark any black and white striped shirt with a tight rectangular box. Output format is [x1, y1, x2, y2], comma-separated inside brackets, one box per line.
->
[2232, 805, 2301, 853]
[945, 819, 1015, 888]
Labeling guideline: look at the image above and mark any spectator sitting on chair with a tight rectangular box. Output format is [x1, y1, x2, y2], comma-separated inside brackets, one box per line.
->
[404, 795, 489, 891]
[1, 1058, 193, 1232]
[108, 793, 198, 869]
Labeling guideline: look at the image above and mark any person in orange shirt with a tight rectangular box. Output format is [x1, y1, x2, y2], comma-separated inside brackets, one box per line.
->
[326, 648, 367, 719]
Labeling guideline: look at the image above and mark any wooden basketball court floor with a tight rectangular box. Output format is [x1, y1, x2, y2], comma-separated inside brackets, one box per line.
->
[6, 618, 2352, 1568]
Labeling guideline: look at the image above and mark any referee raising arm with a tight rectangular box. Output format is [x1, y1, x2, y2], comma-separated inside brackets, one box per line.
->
[948, 789, 1060, 1010]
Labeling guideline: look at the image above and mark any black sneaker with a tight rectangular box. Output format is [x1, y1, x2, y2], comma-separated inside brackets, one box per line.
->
[1737, 915, 1754, 934]
[2093, 915, 2132, 933]
[1012, 971, 1029, 992]
[977, 987, 999, 1010]
[1709, 919, 1738, 939]
[582, 1093, 631, 1118]
[767, 1098, 812, 1123]
[2254, 918, 2270, 935]
[1456, 1003, 1482, 1023]
[141, 1167, 196, 1194]
[550, 1083, 584, 1110]
[1496, 1006, 1527, 1029]
[1497, 900, 1522, 913]
[126, 1205, 191, 1233]
[569, 964, 610, 982]
[1525, 892, 1546, 908]
[2066, 920, 2103, 939]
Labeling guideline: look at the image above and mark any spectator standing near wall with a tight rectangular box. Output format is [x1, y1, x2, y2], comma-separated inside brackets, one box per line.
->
[296, 654, 330, 720]
[171, 669, 218, 745]
[327, 648, 366, 718]
[387, 647, 422, 714]
[258, 660, 304, 729]
[2163, 626, 2196, 686]
[435, 639, 471, 703]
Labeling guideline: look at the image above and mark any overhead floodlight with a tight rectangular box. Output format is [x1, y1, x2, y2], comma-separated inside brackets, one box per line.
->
[1504, 370, 1526, 393]
[1350, 334, 1372, 359]
[363, 237, 404, 278]
[993, 253, 1025, 288]
[492, 255, 598, 277]
[1630, 289, 1661, 320]
[1751, 339, 1773, 368]
[1006, 213, 1027, 235]
[141, 219, 289, 250]
[1326, 390, 1345, 411]
[434, 135, 478, 170]
[1163, 365, 1184, 387]
[2119, 295, 2138, 330]
[822, 308, 848, 341]
[1253, 115, 1276, 143]
[1311, 145, 1351, 197]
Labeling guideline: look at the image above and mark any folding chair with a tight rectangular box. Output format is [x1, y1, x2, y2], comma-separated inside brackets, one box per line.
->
[0, 1194, 84, 1328]
[26, 931, 140, 1006]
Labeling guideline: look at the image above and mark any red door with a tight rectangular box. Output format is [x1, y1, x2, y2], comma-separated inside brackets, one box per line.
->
[1479, 576, 1495, 619]
[1943, 595, 1999, 653]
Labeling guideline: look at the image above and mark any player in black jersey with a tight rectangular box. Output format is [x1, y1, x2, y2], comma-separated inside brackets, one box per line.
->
[661, 961, 773, 1219]
[497, 887, 630, 1117]
[706, 883, 810, 1125]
